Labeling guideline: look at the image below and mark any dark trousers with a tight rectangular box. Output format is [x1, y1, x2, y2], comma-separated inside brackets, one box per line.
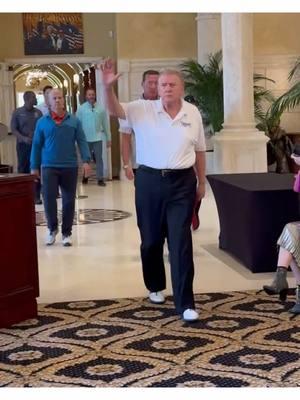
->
[42, 167, 78, 236]
[135, 166, 197, 314]
[16, 142, 41, 200]
[17, 142, 31, 173]
[88, 141, 104, 180]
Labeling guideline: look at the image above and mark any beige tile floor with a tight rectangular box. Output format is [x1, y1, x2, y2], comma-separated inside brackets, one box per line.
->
[35, 179, 293, 304]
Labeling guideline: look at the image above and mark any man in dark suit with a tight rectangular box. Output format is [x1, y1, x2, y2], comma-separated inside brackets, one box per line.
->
[56, 30, 70, 54]
[45, 25, 57, 54]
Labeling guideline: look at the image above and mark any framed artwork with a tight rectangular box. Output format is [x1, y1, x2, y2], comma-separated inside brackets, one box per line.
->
[23, 13, 84, 55]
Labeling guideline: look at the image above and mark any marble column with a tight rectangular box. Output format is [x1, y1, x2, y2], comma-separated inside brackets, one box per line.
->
[95, 65, 112, 179]
[0, 63, 14, 128]
[214, 13, 268, 173]
[0, 63, 17, 171]
[196, 13, 222, 65]
[196, 14, 221, 172]
[117, 60, 131, 102]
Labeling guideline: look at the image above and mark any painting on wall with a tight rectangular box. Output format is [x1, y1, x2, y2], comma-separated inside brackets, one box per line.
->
[23, 13, 84, 55]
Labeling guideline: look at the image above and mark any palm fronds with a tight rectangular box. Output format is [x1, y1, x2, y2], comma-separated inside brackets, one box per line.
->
[267, 57, 300, 120]
[181, 52, 224, 132]
[288, 57, 300, 81]
[181, 52, 275, 134]
[270, 81, 300, 119]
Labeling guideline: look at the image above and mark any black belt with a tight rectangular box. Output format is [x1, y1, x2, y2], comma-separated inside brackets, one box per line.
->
[139, 165, 193, 177]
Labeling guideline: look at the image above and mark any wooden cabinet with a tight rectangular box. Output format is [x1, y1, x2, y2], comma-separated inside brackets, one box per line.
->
[0, 174, 39, 328]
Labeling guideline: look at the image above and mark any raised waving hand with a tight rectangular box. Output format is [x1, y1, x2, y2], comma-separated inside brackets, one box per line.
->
[100, 58, 122, 88]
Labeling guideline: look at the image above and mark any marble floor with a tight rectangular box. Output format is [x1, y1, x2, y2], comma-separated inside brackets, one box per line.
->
[35, 178, 292, 304]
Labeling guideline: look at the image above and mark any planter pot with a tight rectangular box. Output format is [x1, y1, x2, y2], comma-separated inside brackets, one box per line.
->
[205, 135, 214, 151]
[206, 150, 215, 174]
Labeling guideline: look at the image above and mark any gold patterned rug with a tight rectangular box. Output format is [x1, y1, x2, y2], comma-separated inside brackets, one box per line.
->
[0, 290, 300, 387]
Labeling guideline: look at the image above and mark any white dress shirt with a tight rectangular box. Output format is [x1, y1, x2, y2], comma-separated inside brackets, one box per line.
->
[119, 94, 154, 169]
[37, 103, 49, 116]
[119, 114, 137, 168]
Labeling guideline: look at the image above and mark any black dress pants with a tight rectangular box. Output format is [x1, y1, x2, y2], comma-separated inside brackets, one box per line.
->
[135, 165, 197, 314]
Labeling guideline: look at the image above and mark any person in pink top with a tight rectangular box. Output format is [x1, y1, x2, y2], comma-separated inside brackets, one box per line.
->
[263, 144, 300, 314]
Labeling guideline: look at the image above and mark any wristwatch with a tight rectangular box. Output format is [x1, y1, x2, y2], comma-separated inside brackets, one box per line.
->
[123, 164, 129, 169]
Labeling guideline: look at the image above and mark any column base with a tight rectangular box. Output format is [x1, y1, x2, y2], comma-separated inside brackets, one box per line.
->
[212, 130, 268, 174]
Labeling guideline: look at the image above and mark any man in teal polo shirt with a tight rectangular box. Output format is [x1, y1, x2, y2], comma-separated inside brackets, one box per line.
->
[76, 88, 111, 186]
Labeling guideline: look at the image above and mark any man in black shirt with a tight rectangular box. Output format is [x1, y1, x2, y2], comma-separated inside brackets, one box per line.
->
[11, 91, 42, 203]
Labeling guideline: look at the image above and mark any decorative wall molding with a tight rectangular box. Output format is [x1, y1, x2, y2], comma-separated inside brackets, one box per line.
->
[0, 63, 14, 128]
[196, 13, 221, 22]
[5, 56, 104, 66]
[253, 54, 300, 131]
[118, 54, 300, 134]
[254, 54, 299, 69]
[127, 58, 184, 71]
[117, 58, 185, 102]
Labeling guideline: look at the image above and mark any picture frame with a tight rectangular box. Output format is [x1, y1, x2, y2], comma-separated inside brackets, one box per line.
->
[23, 13, 84, 55]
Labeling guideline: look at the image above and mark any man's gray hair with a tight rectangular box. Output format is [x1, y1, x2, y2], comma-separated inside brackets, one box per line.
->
[159, 69, 184, 85]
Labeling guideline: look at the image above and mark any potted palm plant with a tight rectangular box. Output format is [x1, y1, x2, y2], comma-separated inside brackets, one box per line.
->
[269, 58, 300, 116]
[181, 51, 223, 150]
[181, 51, 276, 150]
[256, 59, 300, 173]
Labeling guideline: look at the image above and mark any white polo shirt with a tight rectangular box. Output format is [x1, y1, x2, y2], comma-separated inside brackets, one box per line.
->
[119, 113, 137, 168]
[122, 98, 206, 169]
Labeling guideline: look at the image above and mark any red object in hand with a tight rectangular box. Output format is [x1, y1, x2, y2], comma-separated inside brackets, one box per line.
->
[191, 199, 201, 231]
[293, 171, 300, 193]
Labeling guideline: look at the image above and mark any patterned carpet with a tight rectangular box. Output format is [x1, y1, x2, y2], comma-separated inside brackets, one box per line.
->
[0, 290, 300, 387]
[35, 209, 132, 226]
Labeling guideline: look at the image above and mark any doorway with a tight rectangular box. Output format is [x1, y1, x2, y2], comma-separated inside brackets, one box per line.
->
[5, 56, 120, 178]
[13, 62, 95, 114]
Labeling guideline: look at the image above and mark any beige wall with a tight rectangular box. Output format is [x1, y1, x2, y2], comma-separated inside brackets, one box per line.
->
[2, 13, 300, 62]
[116, 13, 197, 59]
[0, 13, 198, 61]
[254, 13, 300, 55]
[83, 13, 116, 58]
[0, 13, 116, 60]
[0, 14, 23, 60]
[1, 13, 300, 61]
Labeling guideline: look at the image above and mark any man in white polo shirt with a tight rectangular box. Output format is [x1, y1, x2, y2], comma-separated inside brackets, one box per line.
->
[101, 59, 206, 322]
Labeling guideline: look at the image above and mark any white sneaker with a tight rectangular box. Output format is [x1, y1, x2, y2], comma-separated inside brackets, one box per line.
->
[149, 291, 165, 304]
[62, 235, 72, 247]
[45, 230, 58, 246]
[182, 308, 199, 322]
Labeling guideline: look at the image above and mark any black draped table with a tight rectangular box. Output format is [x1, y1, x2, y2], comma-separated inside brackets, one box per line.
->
[207, 173, 300, 273]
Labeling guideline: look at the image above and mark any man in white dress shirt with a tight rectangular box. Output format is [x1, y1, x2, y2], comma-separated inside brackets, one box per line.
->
[101, 59, 206, 322]
[120, 69, 159, 179]
[37, 85, 52, 116]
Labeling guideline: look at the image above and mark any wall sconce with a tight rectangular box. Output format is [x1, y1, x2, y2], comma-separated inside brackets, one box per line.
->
[63, 79, 68, 88]
[73, 74, 79, 85]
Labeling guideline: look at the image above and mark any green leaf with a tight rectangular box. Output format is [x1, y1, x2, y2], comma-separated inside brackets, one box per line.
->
[180, 51, 275, 135]
[270, 81, 300, 116]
